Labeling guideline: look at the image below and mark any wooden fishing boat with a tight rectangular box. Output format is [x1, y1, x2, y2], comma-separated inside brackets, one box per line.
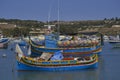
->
[30, 44, 102, 57]
[29, 33, 102, 57]
[16, 44, 98, 71]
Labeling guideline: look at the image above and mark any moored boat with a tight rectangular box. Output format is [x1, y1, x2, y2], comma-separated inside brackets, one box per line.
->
[29, 33, 102, 57]
[109, 35, 120, 48]
[16, 44, 98, 71]
[0, 38, 9, 48]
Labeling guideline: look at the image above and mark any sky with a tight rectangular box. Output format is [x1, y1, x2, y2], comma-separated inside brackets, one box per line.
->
[0, 0, 120, 21]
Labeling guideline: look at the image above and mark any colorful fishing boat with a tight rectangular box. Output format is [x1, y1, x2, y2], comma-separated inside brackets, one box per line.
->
[16, 44, 98, 71]
[29, 33, 102, 57]
[0, 38, 9, 48]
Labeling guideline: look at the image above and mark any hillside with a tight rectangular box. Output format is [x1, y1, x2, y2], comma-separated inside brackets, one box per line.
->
[0, 17, 120, 37]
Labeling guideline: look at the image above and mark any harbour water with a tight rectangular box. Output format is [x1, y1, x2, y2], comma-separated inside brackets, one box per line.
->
[0, 41, 120, 80]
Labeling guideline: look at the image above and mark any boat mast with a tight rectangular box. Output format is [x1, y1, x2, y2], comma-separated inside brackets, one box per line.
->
[57, 0, 60, 35]
[44, 0, 55, 32]
[45, 0, 60, 35]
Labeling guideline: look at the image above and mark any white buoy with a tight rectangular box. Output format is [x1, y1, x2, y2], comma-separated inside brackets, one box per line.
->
[2, 54, 7, 57]
[24, 46, 26, 48]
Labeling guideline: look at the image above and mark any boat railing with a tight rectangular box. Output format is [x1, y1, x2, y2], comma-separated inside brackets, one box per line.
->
[30, 38, 101, 49]
[57, 39, 100, 48]
[19, 54, 97, 66]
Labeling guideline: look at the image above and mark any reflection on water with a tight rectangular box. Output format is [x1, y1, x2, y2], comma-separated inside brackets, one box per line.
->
[17, 69, 99, 80]
[0, 41, 120, 80]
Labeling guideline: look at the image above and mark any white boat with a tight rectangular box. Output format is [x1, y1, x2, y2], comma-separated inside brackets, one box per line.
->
[0, 38, 9, 48]
[109, 35, 120, 47]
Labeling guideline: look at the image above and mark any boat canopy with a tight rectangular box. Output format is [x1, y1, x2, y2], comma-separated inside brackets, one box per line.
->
[50, 50, 64, 60]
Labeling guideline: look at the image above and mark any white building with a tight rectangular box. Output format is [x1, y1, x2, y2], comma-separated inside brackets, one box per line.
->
[112, 25, 120, 28]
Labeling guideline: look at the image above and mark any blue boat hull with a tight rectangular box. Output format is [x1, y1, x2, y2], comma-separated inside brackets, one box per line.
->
[30, 45, 102, 57]
[0, 38, 9, 43]
[31, 45, 101, 52]
[17, 61, 98, 71]
[30, 50, 42, 57]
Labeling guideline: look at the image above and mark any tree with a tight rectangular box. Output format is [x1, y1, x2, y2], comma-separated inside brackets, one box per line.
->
[20, 27, 30, 37]
[12, 27, 21, 37]
[1, 29, 12, 37]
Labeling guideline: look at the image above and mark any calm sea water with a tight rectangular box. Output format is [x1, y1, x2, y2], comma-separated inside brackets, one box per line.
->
[0, 41, 120, 80]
